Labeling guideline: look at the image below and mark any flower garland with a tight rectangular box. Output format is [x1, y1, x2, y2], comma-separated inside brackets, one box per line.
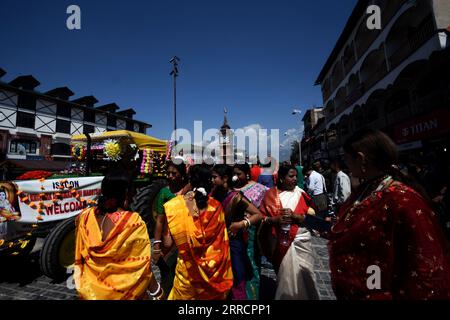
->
[165, 140, 174, 161]
[103, 139, 122, 161]
[140, 148, 154, 174]
[16, 171, 53, 180]
[71, 144, 86, 161]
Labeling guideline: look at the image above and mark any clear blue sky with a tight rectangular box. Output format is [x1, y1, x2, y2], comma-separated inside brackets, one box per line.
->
[0, 0, 357, 159]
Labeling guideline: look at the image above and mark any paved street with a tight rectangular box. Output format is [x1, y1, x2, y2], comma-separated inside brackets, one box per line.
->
[0, 236, 335, 300]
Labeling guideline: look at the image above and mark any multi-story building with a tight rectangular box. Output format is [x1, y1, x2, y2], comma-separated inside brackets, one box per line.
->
[0, 70, 151, 165]
[314, 0, 450, 158]
[301, 107, 324, 163]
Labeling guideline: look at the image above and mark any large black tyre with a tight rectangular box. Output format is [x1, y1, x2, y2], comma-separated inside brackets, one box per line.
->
[131, 179, 167, 237]
[40, 217, 76, 281]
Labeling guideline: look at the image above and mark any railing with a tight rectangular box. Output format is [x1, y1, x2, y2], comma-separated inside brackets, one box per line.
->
[364, 63, 388, 91]
[345, 84, 365, 106]
[389, 15, 435, 70]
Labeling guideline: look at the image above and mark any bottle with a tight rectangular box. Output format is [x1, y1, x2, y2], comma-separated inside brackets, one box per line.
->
[279, 208, 291, 246]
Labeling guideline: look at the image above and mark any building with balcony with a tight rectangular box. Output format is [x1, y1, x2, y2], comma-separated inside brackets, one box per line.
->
[315, 0, 450, 159]
[0, 70, 151, 169]
[301, 107, 324, 163]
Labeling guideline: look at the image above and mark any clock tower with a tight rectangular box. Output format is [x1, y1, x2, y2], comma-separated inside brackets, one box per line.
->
[219, 108, 234, 164]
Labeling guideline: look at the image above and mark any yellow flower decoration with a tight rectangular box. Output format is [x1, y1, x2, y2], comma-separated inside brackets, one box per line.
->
[103, 139, 122, 161]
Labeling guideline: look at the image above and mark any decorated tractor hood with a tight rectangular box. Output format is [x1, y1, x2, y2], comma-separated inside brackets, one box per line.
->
[71, 130, 168, 153]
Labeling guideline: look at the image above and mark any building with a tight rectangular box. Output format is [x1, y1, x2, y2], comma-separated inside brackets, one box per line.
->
[219, 113, 234, 165]
[314, 0, 450, 160]
[301, 107, 324, 163]
[0, 69, 151, 170]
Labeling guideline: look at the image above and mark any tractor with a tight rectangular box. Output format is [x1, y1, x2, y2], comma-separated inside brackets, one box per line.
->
[0, 130, 171, 280]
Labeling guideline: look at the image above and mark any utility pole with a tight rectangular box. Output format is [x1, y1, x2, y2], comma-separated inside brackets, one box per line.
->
[170, 56, 180, 145]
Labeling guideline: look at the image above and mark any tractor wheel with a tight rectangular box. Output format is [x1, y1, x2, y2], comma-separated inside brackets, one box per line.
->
[131, 179, 167, 237]
[40, 217, 76, 281]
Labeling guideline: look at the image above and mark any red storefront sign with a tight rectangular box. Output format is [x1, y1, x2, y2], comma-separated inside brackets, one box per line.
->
[393, 107, 450, 144]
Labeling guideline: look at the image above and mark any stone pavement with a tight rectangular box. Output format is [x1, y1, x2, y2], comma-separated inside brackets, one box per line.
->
[0, 236, 335, 300]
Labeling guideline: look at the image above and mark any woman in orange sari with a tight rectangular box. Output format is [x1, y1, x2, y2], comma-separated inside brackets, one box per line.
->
[164, 164, 233, 300]
[74, 171, 162, 300]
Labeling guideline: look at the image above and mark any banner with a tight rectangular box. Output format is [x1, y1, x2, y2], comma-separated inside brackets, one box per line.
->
[10, 176, 103, 223]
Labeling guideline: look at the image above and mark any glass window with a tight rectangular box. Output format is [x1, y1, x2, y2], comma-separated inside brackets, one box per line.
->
[16, 111, 35, 128]
[107, 115, 116, 127]
[9, 140, 38, 154]
[56, 119, 71, 134]
[83, 124, 95, 134]
[57, 103, 71, 118]
[18, 93, 36, 110]
[84, 109, 95, 123]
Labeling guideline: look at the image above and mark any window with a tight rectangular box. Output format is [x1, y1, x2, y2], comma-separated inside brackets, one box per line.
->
[9, 140, 38, 155]
[126, 121, 134, 131]
[57, 103, 71, 118]
[83, 124, 95, 134]
[51, 143, 70, 156]
[16, 111, 35, 128]
[139, 124, 146, 134]
[107, 115, 116, 127]
[18, 93, 36, 110]
[56, 119, 71, 134]
[84, 109, 95, 123]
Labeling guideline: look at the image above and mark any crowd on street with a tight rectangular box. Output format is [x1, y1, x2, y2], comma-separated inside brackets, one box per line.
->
[72, 128, 450, 300]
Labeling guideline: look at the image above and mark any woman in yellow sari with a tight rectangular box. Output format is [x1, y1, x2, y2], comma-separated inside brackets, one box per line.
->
[164, 164, 233, 300]
[74, 171, 162, 300]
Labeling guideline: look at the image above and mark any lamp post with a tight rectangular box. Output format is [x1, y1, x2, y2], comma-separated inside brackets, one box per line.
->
[292, 109, 302, 166]
[170, 56, 180, 145]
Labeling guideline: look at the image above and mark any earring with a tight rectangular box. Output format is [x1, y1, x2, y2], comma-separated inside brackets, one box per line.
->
[361, 165, 366, 173]
[246, 175, 250, 180]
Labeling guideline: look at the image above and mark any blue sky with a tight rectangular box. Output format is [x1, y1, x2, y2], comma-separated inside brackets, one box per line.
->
[0, 0, 357, 160]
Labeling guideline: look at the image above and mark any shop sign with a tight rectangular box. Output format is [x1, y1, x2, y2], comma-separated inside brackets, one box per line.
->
[393, 107, 450, 144]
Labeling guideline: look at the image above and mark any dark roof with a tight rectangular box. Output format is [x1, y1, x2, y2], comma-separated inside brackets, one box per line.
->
[117, 108, 136, 118]
[97, 103, 120, 113]
[0, 159, 69, 171]
[315, 0, 368, 85]
[71, 95, 99, 107]
[0, 68, 6, 78]
[45, 87, 75, 100]
[9, 75, 41, 90]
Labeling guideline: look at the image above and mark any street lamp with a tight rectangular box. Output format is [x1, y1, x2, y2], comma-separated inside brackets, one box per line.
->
[170, 56, 180, 145]
[291, 109, 302, 166]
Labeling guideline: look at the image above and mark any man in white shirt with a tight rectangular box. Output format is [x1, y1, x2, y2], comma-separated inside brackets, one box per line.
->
[330, 159, 351, 212]
[305, 163, 328, 217]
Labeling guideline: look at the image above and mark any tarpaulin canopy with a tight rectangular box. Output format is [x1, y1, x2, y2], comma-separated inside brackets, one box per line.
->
[71, 130, 168, 153]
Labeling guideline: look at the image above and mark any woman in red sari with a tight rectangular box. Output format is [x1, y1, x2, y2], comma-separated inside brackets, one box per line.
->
[329, 129, 450, 300]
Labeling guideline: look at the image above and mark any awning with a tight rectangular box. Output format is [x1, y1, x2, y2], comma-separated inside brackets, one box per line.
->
[71, 130, 168, 153]
[0, 159, 70, 171]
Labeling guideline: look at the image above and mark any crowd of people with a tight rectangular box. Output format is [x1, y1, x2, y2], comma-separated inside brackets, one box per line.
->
[73, 129, 450, 300]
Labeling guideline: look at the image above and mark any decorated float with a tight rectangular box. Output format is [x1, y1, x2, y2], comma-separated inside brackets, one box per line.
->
[0, 130, 173, 280]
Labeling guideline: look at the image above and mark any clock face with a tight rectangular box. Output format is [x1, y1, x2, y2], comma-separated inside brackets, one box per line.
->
[222, 136, 229, 143]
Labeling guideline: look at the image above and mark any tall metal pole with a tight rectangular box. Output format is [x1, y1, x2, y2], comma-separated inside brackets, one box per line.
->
[170, 56, 180, 145]
[298, 127, 302, 167]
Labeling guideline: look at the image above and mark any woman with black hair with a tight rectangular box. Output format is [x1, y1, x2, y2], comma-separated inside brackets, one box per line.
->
[329, 129, 450, 300]
[163, 164, 233, 300]
[74, 170, 162, 300]
[211, 164, 264, 300]
[232, 163, 268, 299]
[258, 164, 318, 300]
[153, 161, 190, 294]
